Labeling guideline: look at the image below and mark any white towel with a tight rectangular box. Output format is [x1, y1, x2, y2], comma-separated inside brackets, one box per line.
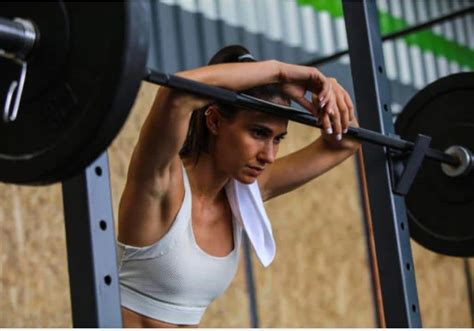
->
[225, 179, 276, 267]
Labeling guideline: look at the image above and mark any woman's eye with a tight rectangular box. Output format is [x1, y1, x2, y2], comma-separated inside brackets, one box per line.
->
[252, 129, 267, 139]
[274, 136, 285, 144]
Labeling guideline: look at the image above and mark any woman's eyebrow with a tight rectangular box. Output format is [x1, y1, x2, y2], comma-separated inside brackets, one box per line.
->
[252, 123, 287, 137]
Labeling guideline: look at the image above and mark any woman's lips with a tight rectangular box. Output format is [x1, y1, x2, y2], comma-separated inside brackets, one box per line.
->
[246, 165, 264, 177]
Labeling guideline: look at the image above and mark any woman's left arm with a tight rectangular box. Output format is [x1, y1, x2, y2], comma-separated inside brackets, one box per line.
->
[258, 79, 361, 201]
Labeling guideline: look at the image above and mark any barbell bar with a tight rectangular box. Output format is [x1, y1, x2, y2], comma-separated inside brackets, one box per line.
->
[144, 69, 469, 170]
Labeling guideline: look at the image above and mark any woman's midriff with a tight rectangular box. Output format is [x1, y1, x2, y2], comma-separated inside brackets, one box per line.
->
[122, 307, 197, 328]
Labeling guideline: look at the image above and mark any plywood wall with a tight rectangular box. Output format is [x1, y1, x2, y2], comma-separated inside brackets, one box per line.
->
[1, 83, 472, 327]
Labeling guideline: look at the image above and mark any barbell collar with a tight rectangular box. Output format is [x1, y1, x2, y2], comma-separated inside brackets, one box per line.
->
[441, 145, 474, 177]
[144, 69, 460, 168]
[0, 17, 37, 61]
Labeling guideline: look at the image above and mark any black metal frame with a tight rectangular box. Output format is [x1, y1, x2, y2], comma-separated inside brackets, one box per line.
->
[342, 0, 421, 327]
[62, 152, 122, 327]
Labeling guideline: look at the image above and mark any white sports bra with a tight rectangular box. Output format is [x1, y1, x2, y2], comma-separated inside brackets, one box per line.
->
[117, 166, 242, 325]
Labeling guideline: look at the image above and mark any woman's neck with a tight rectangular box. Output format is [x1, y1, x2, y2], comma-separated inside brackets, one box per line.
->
[183, 153, 229, 204]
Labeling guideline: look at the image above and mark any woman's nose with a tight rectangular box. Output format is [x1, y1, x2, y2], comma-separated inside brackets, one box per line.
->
[257, 142, 276, 164]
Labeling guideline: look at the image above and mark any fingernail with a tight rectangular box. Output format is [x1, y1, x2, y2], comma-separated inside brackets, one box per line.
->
[343, 128, 348, 134]
[321, 102, 325, 108]
[319, 96, 324, 102]
[337, 134, 342, 141]
[327, 128, 333, 135]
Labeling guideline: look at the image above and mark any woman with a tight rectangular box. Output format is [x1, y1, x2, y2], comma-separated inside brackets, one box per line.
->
[117, 45, 360, 327]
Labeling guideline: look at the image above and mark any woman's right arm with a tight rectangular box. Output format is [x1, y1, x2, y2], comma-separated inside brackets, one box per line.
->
[118, 86, 203, 246]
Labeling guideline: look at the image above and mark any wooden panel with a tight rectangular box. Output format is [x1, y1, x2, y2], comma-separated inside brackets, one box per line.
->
[253, 122, 375, 327]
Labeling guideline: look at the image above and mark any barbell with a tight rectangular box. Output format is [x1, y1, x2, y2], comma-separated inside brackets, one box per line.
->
[0, 1, 472, 257]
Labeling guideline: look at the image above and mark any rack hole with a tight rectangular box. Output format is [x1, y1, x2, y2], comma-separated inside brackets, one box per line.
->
[406, 262, 411, 271]
[412, 304, 417, 313]
[384, 104, 389, 112]
[378, 66, 383, 73]
[104, 275, 112, 286]
[99, 220, 107, 231]
[95, 166, 102, 176]
[400, 222, 405, 230]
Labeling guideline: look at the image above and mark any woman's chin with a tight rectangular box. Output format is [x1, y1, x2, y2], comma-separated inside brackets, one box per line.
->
[234, 174, 258, 185]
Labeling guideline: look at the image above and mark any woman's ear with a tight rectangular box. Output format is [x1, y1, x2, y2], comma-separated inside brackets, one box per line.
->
[205, 104, 221, 135]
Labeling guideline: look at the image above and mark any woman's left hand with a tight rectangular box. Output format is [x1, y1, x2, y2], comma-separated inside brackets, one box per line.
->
[312, 78, 360, 150]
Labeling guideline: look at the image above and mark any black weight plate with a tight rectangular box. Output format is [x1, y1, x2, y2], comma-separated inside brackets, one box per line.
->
[395, 72, 474, 257]
[0, 1, 149, 185]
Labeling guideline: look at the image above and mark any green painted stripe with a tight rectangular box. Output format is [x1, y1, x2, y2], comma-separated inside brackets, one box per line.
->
[297, 0, 343, 17]
[297, 0, 474, 69]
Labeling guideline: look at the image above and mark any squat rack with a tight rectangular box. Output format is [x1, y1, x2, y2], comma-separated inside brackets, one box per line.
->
[61, 0, 423, 327]
[343, 1, 420, 327]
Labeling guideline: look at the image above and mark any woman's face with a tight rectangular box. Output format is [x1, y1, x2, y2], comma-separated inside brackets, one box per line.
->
[210, 106, 288, 184]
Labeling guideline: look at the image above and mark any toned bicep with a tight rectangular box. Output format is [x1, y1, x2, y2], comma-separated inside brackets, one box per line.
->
[130, 88, 195, 179]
